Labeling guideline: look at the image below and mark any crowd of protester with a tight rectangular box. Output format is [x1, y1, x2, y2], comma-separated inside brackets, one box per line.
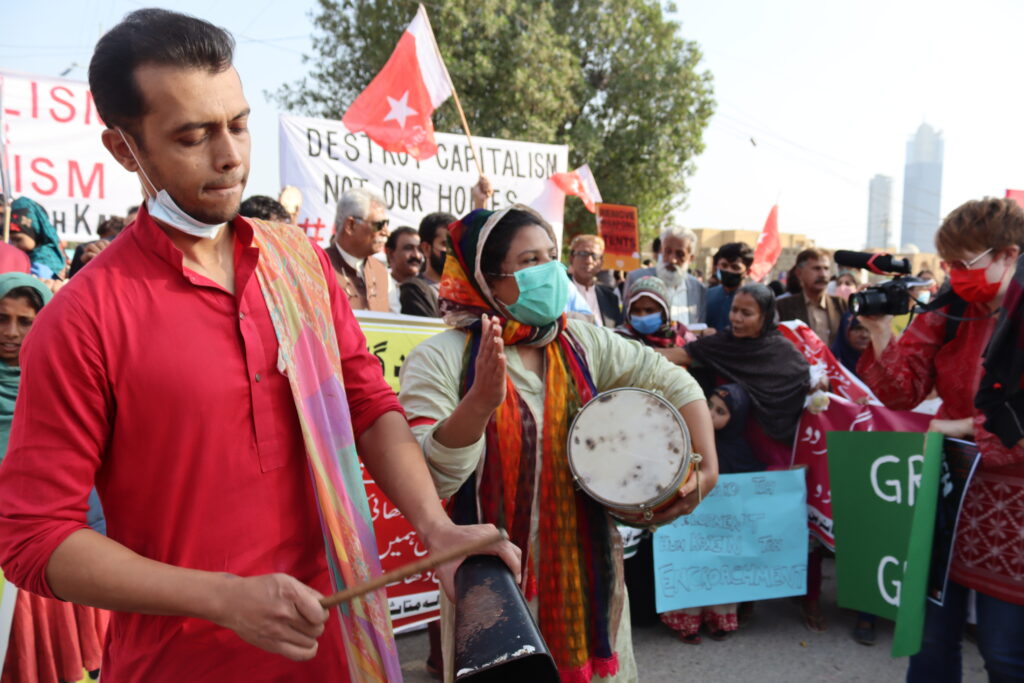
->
[2, 179, 1023, 681]
[0, 8, 1020, 683]
[288, 183, 1022, 680]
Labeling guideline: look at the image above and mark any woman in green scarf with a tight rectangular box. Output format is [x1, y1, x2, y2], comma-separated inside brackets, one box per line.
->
[9, 197, 68, 280]
[0, 272, 52, 457]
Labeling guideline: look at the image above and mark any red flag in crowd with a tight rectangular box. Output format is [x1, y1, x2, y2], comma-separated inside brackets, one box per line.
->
[1006, 189, 1024, 210]
[342, 5, 452, 160]
[549, 164, 603, 213]
[749, 204, 780, 282]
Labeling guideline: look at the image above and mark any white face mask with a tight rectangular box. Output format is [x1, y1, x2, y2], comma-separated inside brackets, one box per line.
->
[117, 128, 227, 240]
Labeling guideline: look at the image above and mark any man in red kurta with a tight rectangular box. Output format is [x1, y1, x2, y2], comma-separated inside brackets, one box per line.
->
[0, 9, 517, 681]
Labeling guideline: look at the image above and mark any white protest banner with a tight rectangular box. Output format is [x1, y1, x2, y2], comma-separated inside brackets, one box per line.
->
[0, 70, 139, 239]
[278, 113, 569, 246]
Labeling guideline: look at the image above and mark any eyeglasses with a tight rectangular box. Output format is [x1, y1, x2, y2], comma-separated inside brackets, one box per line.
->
[572, 250, 602, 260]
[942, 248, 993, 272]
[356, 217, 390, 232]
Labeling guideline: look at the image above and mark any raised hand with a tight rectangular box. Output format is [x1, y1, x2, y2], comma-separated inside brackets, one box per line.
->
[466, 314, 507, 414]
[471, 175, 493, 210]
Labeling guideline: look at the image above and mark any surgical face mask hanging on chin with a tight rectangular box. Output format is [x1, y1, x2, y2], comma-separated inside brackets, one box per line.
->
[116, 128, 227, 240]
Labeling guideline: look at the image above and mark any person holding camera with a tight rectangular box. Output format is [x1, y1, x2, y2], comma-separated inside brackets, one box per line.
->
[856, 198, 1024, 682]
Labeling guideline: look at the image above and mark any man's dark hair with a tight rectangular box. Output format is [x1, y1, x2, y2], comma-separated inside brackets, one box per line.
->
[89, 9, 235, 135]
[239, 195, 290, 222]
[795, 248, 831, 268]
[712, 242, 754, 268]
[4, 286, 45, 313]
[385, 226, 418, 252]
[125, 205, 139, 215]
[97, 216, 126, 239]
[419, 212, 455, 245]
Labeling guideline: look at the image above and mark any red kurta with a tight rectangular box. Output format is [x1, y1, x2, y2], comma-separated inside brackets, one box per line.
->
[0, 206, 402, 681]
[858, 304, 1024, 605]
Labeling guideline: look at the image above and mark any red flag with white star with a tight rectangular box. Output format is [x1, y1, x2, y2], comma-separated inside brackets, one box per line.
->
[549, 165, 603, 213]
[749, 204, 781, 282]
[342, 5, 452, 160]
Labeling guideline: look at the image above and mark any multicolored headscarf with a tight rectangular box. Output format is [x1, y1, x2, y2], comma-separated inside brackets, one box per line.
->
[10, 197, 66, 277]
[439, 205, 565, 346]
[441, 206, 622, 682]
[248, 218, 400, 682]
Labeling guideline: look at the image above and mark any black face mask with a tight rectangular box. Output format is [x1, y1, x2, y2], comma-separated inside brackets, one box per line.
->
[718, 268, 743, 289]
[429, 249, 446, 276]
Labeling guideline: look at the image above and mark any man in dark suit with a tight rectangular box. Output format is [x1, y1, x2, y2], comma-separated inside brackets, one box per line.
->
[568, 234, 621, 327]
[328, 187, 392, 312]
[776, 248, 847, 345]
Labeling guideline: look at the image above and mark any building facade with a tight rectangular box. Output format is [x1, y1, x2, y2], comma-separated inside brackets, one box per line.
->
[900, 123, 944, 252]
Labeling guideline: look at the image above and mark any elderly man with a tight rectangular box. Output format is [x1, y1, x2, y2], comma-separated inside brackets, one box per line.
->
[777, 248, 847, 345]
[627, 225, 706, 325]
[567, 234, 621, 327]
[328, 187, 391, 312]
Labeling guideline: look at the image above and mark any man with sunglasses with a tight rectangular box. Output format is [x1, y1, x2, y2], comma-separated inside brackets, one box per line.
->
[856, 197, 1024, 682]
[329, 187, 392, 311]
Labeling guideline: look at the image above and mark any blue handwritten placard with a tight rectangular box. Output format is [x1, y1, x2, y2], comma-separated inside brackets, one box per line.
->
[653, 470, 808, 612]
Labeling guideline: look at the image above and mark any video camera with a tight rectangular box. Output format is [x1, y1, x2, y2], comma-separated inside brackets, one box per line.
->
[833, 251, 932, 317]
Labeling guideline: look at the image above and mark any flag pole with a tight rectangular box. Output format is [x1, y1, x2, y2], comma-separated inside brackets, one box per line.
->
[418, 4, 484, 178]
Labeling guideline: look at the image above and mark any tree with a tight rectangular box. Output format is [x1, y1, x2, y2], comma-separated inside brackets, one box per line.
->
[273, 0, 714, 245]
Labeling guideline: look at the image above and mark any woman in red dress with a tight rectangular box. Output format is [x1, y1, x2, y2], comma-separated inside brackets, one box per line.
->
[857, 197, 1024, 682]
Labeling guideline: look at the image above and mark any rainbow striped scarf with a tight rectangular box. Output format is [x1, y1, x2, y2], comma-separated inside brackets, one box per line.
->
[249, 219, 401, 682]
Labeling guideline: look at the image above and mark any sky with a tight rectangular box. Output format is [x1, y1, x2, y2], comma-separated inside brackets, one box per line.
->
[5, 0, 1024, 251]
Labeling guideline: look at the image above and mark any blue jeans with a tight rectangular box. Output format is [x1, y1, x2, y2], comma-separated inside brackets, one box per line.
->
[907, 580, 1024, 682]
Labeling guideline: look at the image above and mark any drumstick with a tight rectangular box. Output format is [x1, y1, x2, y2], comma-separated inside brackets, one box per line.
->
[319, 529, 505, 609]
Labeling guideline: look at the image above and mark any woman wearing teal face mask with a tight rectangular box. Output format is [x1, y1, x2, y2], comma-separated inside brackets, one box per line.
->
[398, 206, 718, 683]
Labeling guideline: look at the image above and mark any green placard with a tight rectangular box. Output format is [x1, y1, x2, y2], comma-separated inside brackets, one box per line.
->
[828, 431, 943, 657]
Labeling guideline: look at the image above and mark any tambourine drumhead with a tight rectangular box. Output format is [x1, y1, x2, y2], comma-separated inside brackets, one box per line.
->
[567, 388, 692, 515]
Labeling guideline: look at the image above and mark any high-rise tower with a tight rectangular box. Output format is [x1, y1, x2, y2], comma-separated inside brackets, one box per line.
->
[900, 124, 944, 252]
